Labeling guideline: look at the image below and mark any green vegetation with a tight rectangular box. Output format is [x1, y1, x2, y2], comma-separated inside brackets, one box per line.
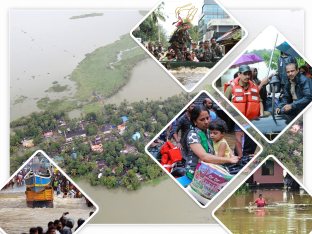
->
[250, 49, 304, 71]
[13, 95, 28, 105]
[250, 49, 280, 70]
[10, 93, 193, 190]
[132, 2, 168, 46]
[188, 25, 200, 42]
[37, 97, 79, 112]
[69, 13, 104, 20]
[69, 34, 146, 101]
[258, 117, 303, 175]
[45, 83, 69, 93]
[234, 183, 250, 196]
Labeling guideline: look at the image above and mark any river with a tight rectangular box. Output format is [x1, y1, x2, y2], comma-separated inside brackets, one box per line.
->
[215, 189, 312, 233]
[0, 186, 95, 234]
[106, 59, 182, 105]
[10, 10, 183, 120]
[10, 10, 145, 120]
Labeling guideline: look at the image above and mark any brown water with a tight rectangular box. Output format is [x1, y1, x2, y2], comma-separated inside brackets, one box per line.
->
[106, 59, 182, 105]
[0, 187, 95, 234]
[215, 189, 312, 233]
[77, 178, 215, 224]
[10, 10, 144, 120]
[170, 67, 210, 90]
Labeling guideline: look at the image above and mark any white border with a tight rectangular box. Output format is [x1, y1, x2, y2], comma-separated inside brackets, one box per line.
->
[144, 90, 263, 208]
[1, 3, 309, 233]
[212, 154, 312, 234]
[129, 0, 249, 93]
[212, 25, 312, 144]
[0, 150, 99, 234]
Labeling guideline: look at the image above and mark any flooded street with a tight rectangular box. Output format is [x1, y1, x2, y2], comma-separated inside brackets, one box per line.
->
[215, 189, 312, 233]
[0, 186, 95, 234]
[170, 67, 210, 90]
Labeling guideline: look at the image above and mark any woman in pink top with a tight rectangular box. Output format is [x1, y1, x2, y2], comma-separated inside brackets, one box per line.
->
[253, 194, 267, 207]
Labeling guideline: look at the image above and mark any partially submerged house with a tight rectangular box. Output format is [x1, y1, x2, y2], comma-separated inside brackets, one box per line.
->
[64, 128, 87, 142]
[247, 159, 284, 187]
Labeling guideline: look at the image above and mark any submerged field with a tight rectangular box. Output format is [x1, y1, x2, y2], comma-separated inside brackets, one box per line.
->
[70, 34, 146, 102]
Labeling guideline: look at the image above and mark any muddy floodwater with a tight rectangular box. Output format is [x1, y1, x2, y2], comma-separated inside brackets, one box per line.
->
[215, 189, 312, 233]
[0, 186, 95, 234]
[170, 67, 210, 90]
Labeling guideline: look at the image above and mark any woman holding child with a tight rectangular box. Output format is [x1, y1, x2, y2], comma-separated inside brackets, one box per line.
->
[182, 105, 239, 204]
[184, 105, 239, 176]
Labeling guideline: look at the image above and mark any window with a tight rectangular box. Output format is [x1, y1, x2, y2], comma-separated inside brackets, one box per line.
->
[261, 160, 274, 176]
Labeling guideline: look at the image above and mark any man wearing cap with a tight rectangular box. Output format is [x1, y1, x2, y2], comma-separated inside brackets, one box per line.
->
[276, 62, 312, 117]
[225, 65, 263, 120]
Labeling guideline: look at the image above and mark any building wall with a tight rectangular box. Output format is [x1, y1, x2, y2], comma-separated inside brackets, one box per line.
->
[198, 0, 229, 41]
[253, 161, 284, 184]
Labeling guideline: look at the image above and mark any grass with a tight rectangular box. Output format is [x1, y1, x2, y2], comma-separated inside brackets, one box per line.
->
[144, 174, 169, 187]
[82, 102, 103, 114]
[69, 34, 146, 101]
[37, 97, 78, 112]
[45, 83, 69, 93]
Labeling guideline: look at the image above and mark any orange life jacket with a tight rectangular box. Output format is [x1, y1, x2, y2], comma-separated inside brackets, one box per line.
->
[224, 79, 234, 93]
[231, 77, 260, 120]
[160, 141, 182, 172]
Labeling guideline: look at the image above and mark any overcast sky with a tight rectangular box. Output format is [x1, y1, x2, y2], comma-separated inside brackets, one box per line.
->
[158, 0, 203, 36]
[246, 26, 287, 52]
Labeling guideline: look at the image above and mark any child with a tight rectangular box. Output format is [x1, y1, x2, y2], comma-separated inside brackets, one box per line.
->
[209, 119, 232, 158]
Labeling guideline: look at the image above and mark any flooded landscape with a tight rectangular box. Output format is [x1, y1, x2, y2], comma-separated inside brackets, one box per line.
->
[215, 189, 312, 233]
[170, 67, 210, 90]
[77, 178, 214, 224]
[0, 185, 95, 234]
[10, 10, 145, 120]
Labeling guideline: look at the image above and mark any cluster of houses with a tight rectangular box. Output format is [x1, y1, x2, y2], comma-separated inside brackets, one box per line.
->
[20, 115, 150, 176]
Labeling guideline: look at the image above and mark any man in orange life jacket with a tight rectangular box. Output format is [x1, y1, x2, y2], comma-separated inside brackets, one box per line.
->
[224, 65, 264, 120]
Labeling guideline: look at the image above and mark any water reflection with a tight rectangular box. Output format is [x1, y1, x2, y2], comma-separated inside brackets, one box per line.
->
[215, 189, 312, 233]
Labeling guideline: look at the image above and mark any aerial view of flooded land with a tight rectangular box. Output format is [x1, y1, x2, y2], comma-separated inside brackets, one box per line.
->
[10, 10, 217, 224]
[9, 9, 304, 224]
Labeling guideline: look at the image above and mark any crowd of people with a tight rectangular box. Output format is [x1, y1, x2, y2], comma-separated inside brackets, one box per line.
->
[224, 52, 312, 122]
[27, 211, 93, 234]
[149, 96, 258, 204]
[146, 38, 224, 63]
[52, 171, 83, 199]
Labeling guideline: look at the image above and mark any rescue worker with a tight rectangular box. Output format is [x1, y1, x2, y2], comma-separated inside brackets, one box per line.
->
[224, 65, 264, 120]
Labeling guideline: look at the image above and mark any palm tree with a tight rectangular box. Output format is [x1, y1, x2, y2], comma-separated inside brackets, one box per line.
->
[151, 2, 167, 42]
